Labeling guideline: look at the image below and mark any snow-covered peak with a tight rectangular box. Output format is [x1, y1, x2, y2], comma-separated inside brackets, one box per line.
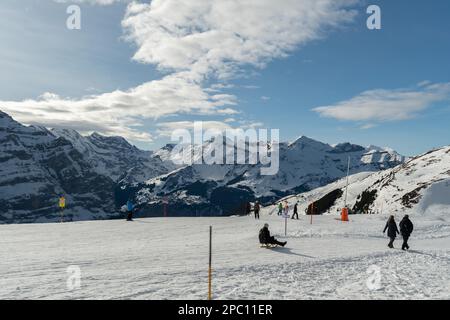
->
[330, 143, 365, 154]
[288, 136, 329, 149]
[0, 109, 22, 129]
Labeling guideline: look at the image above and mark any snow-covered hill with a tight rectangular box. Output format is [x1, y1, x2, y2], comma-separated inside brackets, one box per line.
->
[0, 212, 448, 299]
[266, 146, 450, 217]
[132, 136, 405, 217]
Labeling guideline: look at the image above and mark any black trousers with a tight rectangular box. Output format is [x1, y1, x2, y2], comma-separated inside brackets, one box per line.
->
[292, 212, 298, 219]
[402, 235, 410, 250]
[127, 211, 133, 221]
[254, 211, 260, 219]
[388, 237, 395, 248]
[268, 237, 284, 246]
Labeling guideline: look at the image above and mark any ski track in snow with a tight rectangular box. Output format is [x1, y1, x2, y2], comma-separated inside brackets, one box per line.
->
[0, 214, 449, 300]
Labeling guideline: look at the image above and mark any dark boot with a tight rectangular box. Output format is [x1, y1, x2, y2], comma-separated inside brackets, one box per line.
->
[404, 236, 410, 250]
[388, 238, 394, 248]
[272, 240, 287, 247]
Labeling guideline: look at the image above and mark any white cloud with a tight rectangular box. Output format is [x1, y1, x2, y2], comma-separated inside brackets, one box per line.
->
[2, 0, 358, 143]
[122, 0, 357, 77]
[313, 82, 450, 122]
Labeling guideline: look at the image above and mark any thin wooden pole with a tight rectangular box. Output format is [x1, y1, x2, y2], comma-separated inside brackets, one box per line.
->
[284, 216, 287, 236]
[208, 226, 212, 300]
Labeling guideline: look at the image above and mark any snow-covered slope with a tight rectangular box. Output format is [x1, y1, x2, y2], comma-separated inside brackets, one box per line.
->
[265, 146, 450, 217]
[132, 136, 405, 217]
[0, 212, 448, 299]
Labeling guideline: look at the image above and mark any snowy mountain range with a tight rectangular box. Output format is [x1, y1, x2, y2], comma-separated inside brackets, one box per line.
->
[266, 146, 450, 217]
[131, 136, 405, 217]
[0, 109, 413, 223]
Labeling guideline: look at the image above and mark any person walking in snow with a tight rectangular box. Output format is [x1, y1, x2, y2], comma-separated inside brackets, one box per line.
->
[126, 199, 135, 221]
[292, 202, 299, 220]
[254, 201, 261, 220]
[399, 215, 414, 250]
[59, 195, 66, 223]
[259, 223, 287, 247]
[283, 201, 289, 217]
[277, 202, 283, 216]
[383, 215, 399, 248]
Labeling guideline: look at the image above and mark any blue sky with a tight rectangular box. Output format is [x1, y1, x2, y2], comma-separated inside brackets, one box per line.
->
[1, 0, 449, 156]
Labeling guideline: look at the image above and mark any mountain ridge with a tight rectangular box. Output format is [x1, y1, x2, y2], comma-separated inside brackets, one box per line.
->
[0, 109, 408, 223]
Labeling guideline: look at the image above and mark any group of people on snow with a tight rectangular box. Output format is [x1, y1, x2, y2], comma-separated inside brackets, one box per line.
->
[246, 201, 261, 219]
[247, 200, 300, 220]
[383, 214, 414, 250]
[253, 199, 415, 250]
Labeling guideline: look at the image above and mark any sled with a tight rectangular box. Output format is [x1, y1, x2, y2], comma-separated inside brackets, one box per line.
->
[260, 243, 280, 249]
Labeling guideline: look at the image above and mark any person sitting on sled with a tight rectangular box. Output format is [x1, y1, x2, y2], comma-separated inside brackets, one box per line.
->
[259, 223, 287, 247]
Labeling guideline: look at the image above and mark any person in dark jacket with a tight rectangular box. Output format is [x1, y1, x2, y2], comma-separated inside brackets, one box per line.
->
[254, 201, 261, 220]
[291, 202, 299, 220]
[399, 215, 414, 250]
[259, 223, 287, 247]
[126, 199, 135, 221]
[383, 215, 399, 248]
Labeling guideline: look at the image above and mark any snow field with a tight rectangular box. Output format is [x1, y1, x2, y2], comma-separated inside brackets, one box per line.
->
[0, 212, 448, 300]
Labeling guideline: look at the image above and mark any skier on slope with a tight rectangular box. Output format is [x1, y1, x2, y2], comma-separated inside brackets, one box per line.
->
[277, 202, 283, 216]
[126, 199, 135, 221]
[291, 202, 299, 220]
[259, 223, 287, 247]
[383, 215, 400, 248]
[254, 201, 261, 220]
[399, 215, 414, 250]
[58, 195, 66, 223]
